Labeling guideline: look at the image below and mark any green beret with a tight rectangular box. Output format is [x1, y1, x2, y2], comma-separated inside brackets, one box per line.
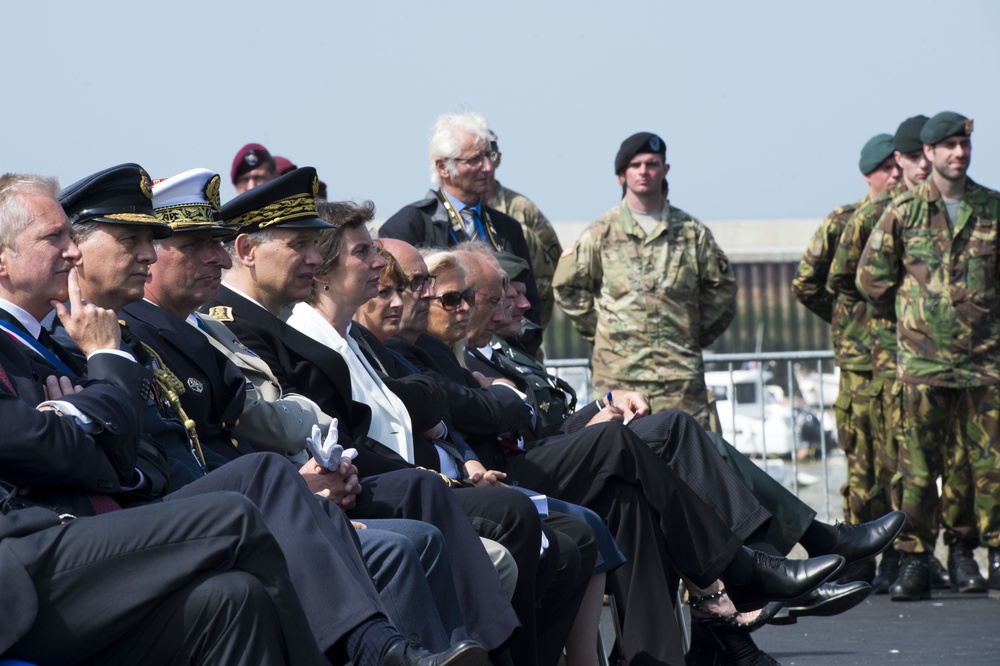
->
[920, 111, 973, 146]
[615, 132, 666, 174]
[893, 115, 929, 153]
[494, 251, 531, 284]
[859, 134, 896, 175]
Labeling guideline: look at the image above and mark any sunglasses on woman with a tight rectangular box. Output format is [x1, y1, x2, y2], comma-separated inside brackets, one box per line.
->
[432, 288, 476, 311]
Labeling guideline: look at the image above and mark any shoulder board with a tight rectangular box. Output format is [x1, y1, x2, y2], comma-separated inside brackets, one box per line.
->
[207, 306, 234, 323]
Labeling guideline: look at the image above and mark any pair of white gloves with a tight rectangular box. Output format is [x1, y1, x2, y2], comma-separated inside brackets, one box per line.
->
[306, 419, 358, 469]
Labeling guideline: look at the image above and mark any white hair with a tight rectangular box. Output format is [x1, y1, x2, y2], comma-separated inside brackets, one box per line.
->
[0, 174, 61, 252]
[427, 111, 493, 186]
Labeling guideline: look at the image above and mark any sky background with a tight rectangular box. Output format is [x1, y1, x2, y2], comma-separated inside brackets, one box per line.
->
[4, 0, 999, 225]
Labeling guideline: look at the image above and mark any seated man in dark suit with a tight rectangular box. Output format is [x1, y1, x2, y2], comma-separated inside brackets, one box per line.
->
[0, 170, 485, 666]
[377, 111, 544, 355]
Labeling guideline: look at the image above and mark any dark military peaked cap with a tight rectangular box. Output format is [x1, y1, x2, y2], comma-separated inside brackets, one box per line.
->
[59, 163, 173, 239]
[218, 166, 332, 234]
[893, 115, 929, 153]
[615, 132, 666, 174]
[152, 168, 235, 238]
[859, 134, 896, 175]
[920, 111, 973, 146]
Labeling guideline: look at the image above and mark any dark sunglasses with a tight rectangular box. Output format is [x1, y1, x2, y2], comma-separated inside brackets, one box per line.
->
[432, 288, 476, 311]
[406, 273, 437, 293]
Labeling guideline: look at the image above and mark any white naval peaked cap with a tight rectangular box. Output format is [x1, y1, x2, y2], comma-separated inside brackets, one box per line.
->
[151, 168, 232, 235]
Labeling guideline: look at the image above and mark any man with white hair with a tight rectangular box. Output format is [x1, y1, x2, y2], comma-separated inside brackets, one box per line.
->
[379, 111, 544, 351]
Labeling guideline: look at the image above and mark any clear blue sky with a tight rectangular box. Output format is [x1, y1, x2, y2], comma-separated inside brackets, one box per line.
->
[4, 0, 998, 223]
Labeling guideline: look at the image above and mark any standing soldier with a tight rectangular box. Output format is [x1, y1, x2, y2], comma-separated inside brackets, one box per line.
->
[857, 111, 1000, 600]
[828, 116, 952, 594]
[793, 135, 901, 583]
[553, 132, 737, 428]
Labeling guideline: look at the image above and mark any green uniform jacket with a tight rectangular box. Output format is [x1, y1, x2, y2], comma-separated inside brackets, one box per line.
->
[792, 196, 872, 371]
[828, 186, 907, 380]
[553, 199, 736, 384]
[857, 178, 1000, 387]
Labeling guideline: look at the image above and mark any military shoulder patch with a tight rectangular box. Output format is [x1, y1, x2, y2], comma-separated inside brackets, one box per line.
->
[869, 229, 884, 252]
[207, 306, 234, 322]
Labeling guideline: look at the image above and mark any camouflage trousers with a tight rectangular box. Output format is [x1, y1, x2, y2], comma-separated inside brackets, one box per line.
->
[869, 375, 904, 512]
[833, 369, 886, 524]
[896, 383, 1000, 553]
[596, 376, 720, 433]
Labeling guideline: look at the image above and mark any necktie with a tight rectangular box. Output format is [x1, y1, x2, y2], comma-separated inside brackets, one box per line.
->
[460, 208, 478, 240]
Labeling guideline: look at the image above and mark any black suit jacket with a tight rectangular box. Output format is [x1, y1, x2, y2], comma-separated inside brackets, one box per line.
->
[0, 318, 148, 515]
[203, 287, 412, 476]
[385, 334, 531, 439]
[379, 190, 544, 330]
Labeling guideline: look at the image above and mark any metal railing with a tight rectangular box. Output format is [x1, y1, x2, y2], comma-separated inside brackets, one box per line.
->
[546, 350, 840, 521]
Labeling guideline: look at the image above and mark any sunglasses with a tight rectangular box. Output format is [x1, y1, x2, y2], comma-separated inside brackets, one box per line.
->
[432, 288, 476, 311]
[406, 273, 437, 293]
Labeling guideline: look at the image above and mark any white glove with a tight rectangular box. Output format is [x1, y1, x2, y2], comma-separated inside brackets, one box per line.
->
[306, 419, 357, 469]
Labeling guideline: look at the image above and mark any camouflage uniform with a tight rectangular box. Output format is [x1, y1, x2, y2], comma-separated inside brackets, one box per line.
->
[857, 177, 1000, 554]
[828, 187, 907, 515]
[553, 199, 736, 429]
[793, 196, 884, 524]
[489, 181, 562, 329]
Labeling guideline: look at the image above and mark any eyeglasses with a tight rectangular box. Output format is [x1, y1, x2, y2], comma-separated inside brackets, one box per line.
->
[451, 151, 499, 169]
[405, 273, 436, 293]
[480, 292, 505, 309]
[432, 288, 476, 311]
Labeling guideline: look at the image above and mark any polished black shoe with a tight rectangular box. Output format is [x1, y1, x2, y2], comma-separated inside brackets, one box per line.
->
[871, 549, 900, 594]
[831, 557, 875, 585]
[888, 552, 931, 601]
[727, 550, 844, 612]
[948, 541, 987, 593]
[378, 639, 488, 666]
[930, 553, 951, 589]
[827, 511, 906, 564]
[785, 581, 873, 618]
[988, 548, 1000, 594]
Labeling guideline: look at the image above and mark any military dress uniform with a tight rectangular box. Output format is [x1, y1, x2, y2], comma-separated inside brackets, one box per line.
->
[794, 196, 887, 525]
[553, 199, 737, 428]
[857, 177, 1000, 564]
[489, 181, 562, 329]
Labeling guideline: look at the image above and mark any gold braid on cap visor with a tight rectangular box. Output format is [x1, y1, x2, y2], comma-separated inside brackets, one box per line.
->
[225, 193, 318, 230]
[155, 204, 215, 229]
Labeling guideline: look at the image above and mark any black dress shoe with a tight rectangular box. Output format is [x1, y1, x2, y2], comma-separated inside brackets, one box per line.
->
[948, 540, 987, 593]
[930, 554, 951, 589]
[785, 581, 873, 618]
[872, 549, 900, 594]
[727, 550, 844, 612]
[889, 552, 931, 601]
[378, 639, 488, 666]
[831, 557, 875, 585]
[827, 511, 906, 564]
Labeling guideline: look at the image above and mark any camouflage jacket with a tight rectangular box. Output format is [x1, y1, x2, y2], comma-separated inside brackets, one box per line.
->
[828, 186, 907, 379]
[857, 178, 1000, 387]
[489, 181, 562, 327]
[792, 196, 871, 371]
[553, 199, 736, 384]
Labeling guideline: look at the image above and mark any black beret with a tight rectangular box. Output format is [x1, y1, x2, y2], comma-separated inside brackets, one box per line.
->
[59, 163, 172, 239]
[920, 112, 973, 146]
[615, 132, 666, 174]
[218, 166, 332, 234]
[859, 134, 896, 175]
[494, 251, 531, 284]
[893, 115, 929, 154]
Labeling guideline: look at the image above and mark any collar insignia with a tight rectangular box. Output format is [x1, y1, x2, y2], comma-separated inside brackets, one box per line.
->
[186, 377, 204, 393]
[208, 306, 234, 322]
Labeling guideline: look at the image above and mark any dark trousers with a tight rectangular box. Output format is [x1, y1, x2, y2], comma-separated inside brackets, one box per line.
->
[510, 418, 771, 666]
[3, 494, 326, 666]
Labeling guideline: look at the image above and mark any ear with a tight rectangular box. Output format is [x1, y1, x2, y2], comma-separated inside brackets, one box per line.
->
[233, 234, 256, 267]
[663, 163, 671, 176]
[435, 157, 452, 183]
[0, 247, 10, 279]
[617, 173, 626, 187]
[923, 144, 934, 161]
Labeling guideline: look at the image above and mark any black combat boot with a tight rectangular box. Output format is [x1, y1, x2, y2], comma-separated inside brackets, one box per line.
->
[889, 552, 931, 601]
[987, 547, 1000, 593]
[872, 549, 900, 594]
[948, 540, 987, 593]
